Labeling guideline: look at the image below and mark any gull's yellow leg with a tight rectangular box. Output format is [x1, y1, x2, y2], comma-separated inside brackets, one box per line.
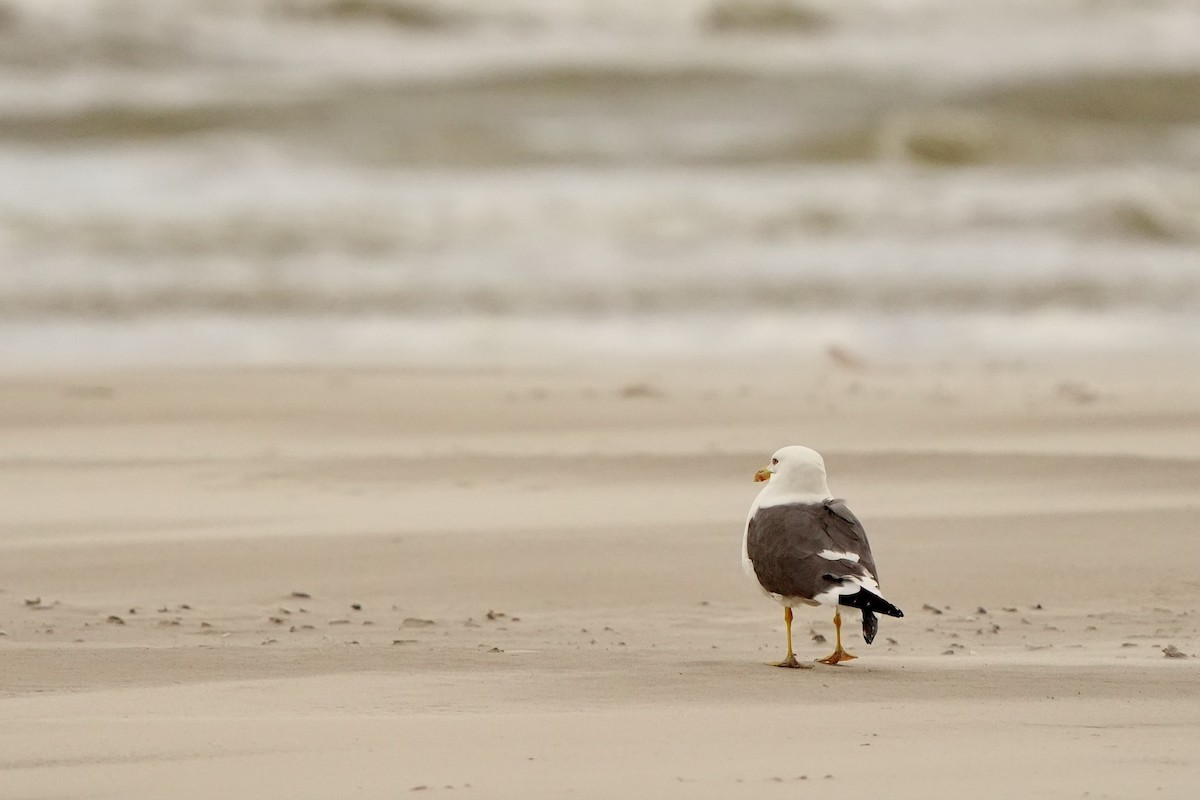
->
[817, 609, 857, 665]
[773, 607, 813, 669]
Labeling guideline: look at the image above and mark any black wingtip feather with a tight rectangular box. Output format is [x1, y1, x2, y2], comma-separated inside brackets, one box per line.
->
[838, 588, 904, 618]
[862, 610, 878, 644]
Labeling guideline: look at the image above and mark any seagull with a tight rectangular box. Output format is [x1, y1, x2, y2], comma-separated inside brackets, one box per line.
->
[742, 445, 903, 667]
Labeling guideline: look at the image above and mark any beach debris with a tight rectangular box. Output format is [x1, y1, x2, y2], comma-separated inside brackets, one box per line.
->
[886, 637, 898, 645]
[23, 597, 40, 606]
[329, 619, 351, 625]
[351, 603, 362, 611]
[200, 622, 212, 628]
[411, 787, 427, 792]
[826, 344, 865, 370]
[393, 639, 417, 645]
[618, 382, 663, 399]
[922, 604, 943, 615]
[158, 606, 170, 613]
[290, 591, 311, 599]
[1032, 603, 1044, 610]
[158, 619, 181, 627]
[976, 606, 988, 615]
[1003, 607, 1018, 612]
[811, 633, 827, 643]
[486, 609, 506, 620]
[1162, 645, 1188, 659]
[1121, 642, 1137, 647]
[261, 639, 277, 645]
[269, 617, 285, 625]
[180, 604, 191, 610]
[1057, 381, 1098, 404]
[106, 615, 125, 625]
[404, 617, 436, 628]
[941, 649, 955, 655]
[488, 646, 503, 653]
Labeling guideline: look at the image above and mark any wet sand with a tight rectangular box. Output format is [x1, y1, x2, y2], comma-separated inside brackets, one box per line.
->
[1, 361, 1198, 799]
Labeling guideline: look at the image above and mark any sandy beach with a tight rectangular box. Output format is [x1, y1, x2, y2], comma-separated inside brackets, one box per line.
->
[3, 1, 1199, 796]
[1, 360, 1197, 799]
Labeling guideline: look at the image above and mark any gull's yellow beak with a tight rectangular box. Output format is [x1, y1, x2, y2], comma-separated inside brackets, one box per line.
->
[753, 467, 772, 482]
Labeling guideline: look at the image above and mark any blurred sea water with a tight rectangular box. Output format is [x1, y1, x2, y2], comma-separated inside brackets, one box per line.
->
[1, 0, 1199, 369]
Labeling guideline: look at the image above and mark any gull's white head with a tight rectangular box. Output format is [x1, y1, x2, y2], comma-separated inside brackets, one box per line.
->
[753, 445, 831, 500]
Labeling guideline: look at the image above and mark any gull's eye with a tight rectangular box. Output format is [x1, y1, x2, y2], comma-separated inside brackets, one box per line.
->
[771, 458, 779, 466]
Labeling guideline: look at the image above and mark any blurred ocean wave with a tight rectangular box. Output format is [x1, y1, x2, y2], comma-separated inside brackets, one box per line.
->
[6, 68, 1200, 168]
[0, 0, 1198, 367]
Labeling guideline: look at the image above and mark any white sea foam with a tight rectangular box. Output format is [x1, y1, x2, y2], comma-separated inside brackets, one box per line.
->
[0, 1, 1198, 369]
